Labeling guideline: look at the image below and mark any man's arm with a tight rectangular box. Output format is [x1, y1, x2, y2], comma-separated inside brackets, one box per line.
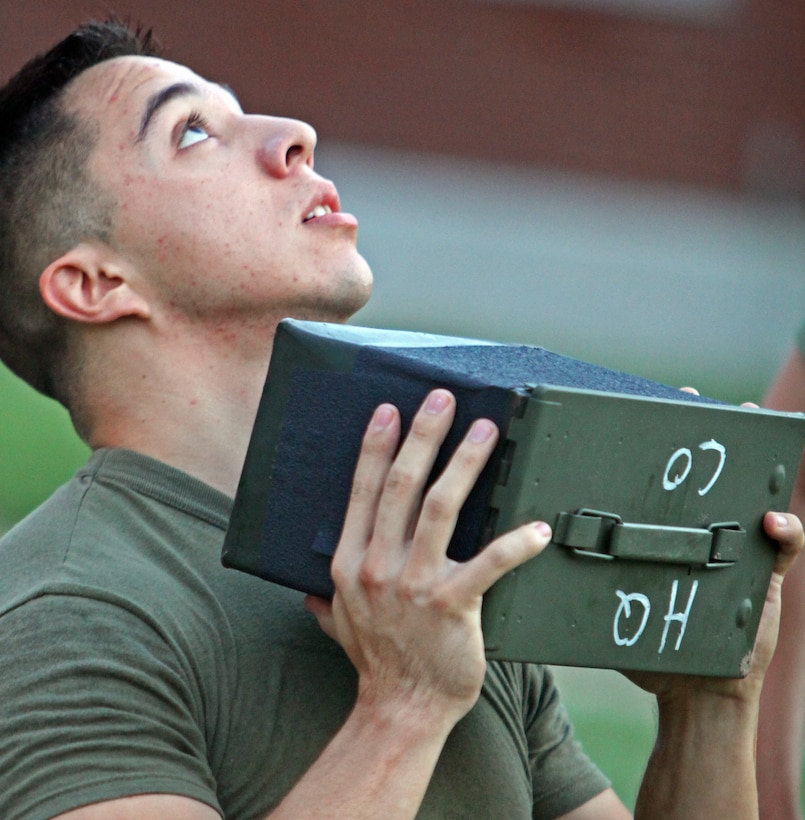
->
[290, 390, 551, 817]
[758, 347, 805, 820]
[307, 506, 801, 820]
[284, 389, 803, 820]
[629, 511, 803, 819]
[54, 390, 549, 820]
[550, 511, 804, 820]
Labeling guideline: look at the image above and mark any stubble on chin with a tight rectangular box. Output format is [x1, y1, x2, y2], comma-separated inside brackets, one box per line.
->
[301, 262, 373, 325]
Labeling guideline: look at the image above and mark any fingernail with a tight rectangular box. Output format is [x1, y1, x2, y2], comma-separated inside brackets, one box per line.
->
[425, 390, 450, 414]
[372, 404, 394, 430]
[776, 513, 789, 528]
[533, 521, 552, 538]
[469, 419, 494, 443]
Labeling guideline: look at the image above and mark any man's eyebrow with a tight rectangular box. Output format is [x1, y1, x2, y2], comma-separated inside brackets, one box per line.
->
[135, 81, 241, 143]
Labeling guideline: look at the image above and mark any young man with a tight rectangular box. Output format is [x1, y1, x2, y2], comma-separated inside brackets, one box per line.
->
[0, 19, 800, 820]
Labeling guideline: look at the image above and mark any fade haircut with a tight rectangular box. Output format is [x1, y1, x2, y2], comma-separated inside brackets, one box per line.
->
[0, 18, 161, 409]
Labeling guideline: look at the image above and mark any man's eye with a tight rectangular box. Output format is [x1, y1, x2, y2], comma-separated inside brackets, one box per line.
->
[178, 115, 211, 149]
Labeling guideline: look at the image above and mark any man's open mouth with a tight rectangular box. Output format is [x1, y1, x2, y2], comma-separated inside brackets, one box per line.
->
[303, 204, 333, 222]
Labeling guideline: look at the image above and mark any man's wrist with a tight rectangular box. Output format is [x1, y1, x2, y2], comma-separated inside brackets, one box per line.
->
[350, 684, 470, 749]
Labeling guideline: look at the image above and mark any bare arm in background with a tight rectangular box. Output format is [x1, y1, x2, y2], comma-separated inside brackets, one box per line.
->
[758, 347, 805, 820]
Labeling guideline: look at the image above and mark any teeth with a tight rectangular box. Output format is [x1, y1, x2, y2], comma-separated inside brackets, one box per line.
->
[304, 204, 332, 221]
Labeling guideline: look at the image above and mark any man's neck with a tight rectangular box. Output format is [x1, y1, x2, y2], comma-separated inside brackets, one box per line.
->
[83, 322, 273, 497]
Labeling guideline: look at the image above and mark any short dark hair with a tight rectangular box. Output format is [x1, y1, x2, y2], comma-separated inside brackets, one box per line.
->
[0, 18, 161, 407]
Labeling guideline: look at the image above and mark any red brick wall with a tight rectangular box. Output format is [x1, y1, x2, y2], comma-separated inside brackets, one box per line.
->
[2, 0, 803, 194]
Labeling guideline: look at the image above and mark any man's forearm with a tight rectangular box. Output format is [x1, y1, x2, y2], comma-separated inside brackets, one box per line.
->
[635, 692, 759, 819]
[272, 393, 550, 819]
[632, 508, 804, 819]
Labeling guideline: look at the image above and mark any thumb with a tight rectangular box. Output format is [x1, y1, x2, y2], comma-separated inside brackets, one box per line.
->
[764, 511, 803, 581]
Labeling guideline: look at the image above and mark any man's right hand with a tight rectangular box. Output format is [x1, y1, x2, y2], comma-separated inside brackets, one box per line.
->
[305, 388, 551, 734]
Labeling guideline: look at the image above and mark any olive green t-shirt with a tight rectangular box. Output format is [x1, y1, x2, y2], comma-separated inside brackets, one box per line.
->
[0, 449, 608, 819]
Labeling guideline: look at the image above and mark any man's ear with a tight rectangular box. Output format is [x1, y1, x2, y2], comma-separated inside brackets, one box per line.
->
[39, 242, 151, 324]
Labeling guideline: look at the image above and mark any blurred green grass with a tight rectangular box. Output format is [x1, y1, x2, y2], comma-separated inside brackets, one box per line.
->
[0, 365, 88, 531]
[551, 666, 656, 810]
[572, 712, 655, 809]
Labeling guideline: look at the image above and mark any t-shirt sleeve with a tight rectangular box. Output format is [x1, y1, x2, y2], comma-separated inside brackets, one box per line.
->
[0, 593, 222, 820]
[522, 664, 612, 818]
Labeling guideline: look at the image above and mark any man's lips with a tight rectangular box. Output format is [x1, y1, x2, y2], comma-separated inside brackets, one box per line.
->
[302, 209, 359, 228]
[301, 181, 357, 228]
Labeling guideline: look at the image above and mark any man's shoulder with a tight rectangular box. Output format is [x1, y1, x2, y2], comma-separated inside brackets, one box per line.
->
[0, 474, 87, 605]
[0, 448, 228, 618]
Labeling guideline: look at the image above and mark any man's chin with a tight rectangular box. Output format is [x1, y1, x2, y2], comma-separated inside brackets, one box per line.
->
[296, 276, 373, 326]
[330, 266, 374, 321]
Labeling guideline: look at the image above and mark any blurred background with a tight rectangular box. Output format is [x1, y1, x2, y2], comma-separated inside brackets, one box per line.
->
[2, 0, 803, 809]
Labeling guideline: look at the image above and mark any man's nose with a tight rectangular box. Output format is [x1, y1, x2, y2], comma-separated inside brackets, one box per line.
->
[256, 117, 317, 177]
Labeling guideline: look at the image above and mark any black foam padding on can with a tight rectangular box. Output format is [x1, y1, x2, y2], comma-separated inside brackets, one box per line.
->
[253, 340, 713, 598]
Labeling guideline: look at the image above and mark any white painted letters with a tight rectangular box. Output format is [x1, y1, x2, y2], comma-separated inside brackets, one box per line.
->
[696, 440, 726, 496]
[613, 591, 651, 646]
[662, 439, 726, 497]
[659, 579, 699, 652]
[662, 448, 693, 490]
[614, 580, 699, 654]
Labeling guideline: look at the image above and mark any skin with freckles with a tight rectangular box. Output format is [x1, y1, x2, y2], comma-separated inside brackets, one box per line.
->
[41, 56, 373, 493]
[61, 57, 372, 333]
